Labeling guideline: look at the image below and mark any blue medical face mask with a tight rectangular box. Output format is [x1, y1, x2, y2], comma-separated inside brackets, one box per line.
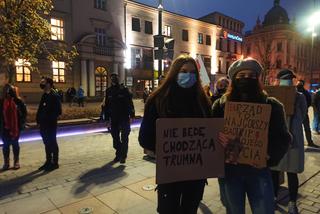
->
[176, 72, 197, 88]
[279, 79, 293, 86]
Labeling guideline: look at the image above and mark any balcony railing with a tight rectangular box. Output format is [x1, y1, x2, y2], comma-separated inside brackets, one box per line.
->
[94, 46, 115, 56]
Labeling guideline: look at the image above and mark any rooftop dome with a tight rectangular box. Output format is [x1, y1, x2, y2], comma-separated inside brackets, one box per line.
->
[263, 0, 290, 26]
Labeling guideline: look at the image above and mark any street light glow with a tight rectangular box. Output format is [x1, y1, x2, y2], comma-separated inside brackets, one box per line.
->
[309, 11, 320, 26]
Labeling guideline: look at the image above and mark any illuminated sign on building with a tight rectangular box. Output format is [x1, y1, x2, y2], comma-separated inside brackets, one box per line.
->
[223, 31, 243, 42]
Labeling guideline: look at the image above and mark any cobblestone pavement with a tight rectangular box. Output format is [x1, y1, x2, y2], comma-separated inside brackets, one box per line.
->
[0, 128, 320, 214]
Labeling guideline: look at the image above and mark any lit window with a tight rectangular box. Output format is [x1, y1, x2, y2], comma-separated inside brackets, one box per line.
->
[51, 18, 64, 41]
[198, 33, 203, 44]
[95, 28, 106, 46]
[52, 61, 65, 83]
[15, 59, 31, 82]
[163, 25, 172, 37]
[94, 0, 106, 10]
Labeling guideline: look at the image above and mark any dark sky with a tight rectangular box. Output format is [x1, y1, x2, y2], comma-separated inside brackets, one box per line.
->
[135, 0, 318, 32]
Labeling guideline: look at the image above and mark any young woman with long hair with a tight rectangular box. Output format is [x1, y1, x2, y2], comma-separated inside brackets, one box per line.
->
[139, 54, 212, 213]
[212, 58, 291, 214]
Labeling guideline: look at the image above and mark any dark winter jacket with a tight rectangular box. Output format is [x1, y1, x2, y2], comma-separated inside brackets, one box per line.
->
[139, 84, 211, 152]
[36, 89, 62, 126]
[0, 98, 27, 135]
[297, 87, 311, 108]
[104, 84, 135, 122]
[212, 95, 291, 170]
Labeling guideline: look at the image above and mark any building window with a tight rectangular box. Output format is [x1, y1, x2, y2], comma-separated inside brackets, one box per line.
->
[142, 49, 154, 70]
[145, 21, 153, 34]
[206, 35, 211, 46]
[198, 33, 203, 44]
[203, 56, 211, 72]
[131, 48, 141, 69]
[15, 59, 31, 82]
[276, 59, 282, 69]
[277, 42, 282, 52]
[94, 0, 106, 10]
[163, 25, 172, 37]
[95, 28, 106, 46]
[95, 67, 108, 97]
[219, 38, 223, 50]
[227, 39, 230, 52]
[132, 17, 141, 32]
[182, 29, 189, 42]
[50, 18, 64, 41]
[234, 42, 238, 54]
[52, 61, 65, 83]
[218, 59, 222, 72]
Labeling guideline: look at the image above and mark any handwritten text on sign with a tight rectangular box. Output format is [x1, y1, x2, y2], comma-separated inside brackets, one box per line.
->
[156, 118, 225, 184]
[224, 102, 272, 168]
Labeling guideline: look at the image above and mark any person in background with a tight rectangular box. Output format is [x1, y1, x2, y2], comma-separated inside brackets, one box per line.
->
[143, 87, 150, 103]
[211, 77, 230, 104]
[66, 87, 76, 106]
[77, 86, 85, 107]
[271, 70, 307, 214]
[0, 84, 27, 170]
[37, 77, 62, 171]
[297, 80, 319, 148]
[212, 58, 291, 214]
[312, 88, 320, 134]
[104, 73, 135, 164]
[139, 55, 212, 213]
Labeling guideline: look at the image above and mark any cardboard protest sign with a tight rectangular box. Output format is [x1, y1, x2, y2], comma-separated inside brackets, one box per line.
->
[264, 86, 296, 115]
[224, 102, 272, 168]
[156, 118, 225, 184]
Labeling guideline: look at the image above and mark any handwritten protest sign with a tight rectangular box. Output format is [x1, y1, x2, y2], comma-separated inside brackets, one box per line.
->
[265, 86, 296, 115]
[224, 102, 272, 168]
[156, 118, 225, 184]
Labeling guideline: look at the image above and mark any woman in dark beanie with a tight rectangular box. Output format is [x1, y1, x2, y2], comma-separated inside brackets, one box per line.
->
[139, 55, 212, 214]
[212, 58, 291, 214]
[0, 84, 27, 170]
[271, 69, 307, 214]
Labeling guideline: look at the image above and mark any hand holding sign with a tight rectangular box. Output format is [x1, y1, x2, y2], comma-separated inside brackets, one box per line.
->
[223, 102, 272, 168]
[218, 132, 242, 164]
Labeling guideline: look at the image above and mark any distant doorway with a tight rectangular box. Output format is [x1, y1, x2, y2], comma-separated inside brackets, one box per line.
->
[95, 67, 108, 97]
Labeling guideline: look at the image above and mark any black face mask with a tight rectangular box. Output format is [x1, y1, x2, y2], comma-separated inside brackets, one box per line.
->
[40, 83, 46, 90]
[235, 78, 259, 94]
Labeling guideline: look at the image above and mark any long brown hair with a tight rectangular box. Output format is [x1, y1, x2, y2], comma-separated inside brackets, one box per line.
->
[147, 54, 211, 116]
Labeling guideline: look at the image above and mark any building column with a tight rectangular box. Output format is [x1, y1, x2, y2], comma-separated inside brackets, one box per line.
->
[113, 63, 119, 75]
[81, 60, 88, 96]
[89, 60, 95, 97]
[119, 63, 125, 84]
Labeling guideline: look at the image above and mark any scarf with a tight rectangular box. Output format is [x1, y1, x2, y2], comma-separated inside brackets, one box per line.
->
[3, 98, 19, 139]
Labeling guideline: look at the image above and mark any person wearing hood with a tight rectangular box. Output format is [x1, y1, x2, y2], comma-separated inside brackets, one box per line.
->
[139, 55, 212, 213]
[104, 73, 135, 164]
[271, 69, 307, 214]
[211, 77, 230, 104]
[0, 84, 27, 170]
[212, 58, 291, 214]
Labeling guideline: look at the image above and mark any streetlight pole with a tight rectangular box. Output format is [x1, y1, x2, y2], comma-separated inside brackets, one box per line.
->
[158, 0, 163, 82]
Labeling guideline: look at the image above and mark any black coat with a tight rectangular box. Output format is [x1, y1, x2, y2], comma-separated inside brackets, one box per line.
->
[212, 95, 291, 168]
[36, 89, 62, 126]
[0, 98, 27, 135]
[104, 84, 135, 122]
[297, 87, 311, 108]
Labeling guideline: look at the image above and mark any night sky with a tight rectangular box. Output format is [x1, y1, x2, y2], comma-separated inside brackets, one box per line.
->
[135, 0, 319, 33]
